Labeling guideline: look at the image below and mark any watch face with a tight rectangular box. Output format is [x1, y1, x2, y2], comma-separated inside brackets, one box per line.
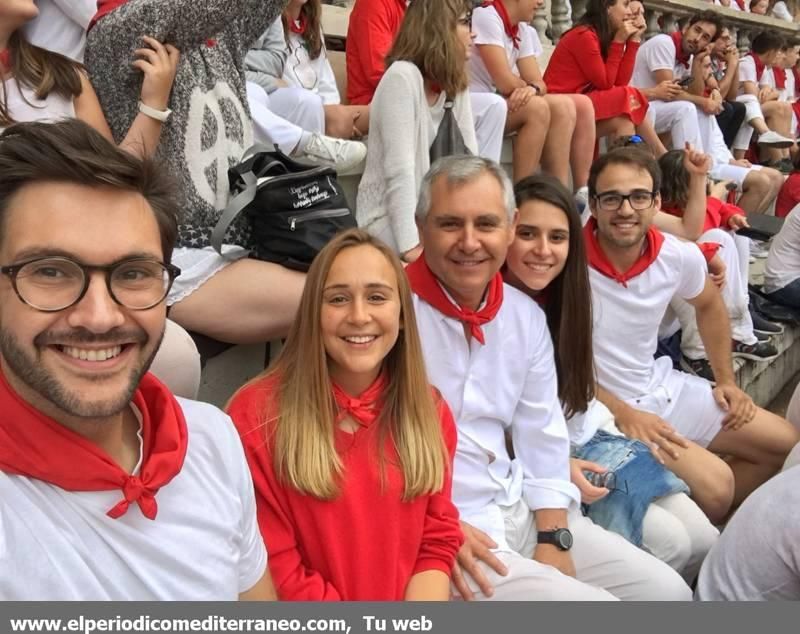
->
[557, 529, 573, 550]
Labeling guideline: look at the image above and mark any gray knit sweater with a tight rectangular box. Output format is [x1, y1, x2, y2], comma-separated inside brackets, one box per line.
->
[85, 0, 284, 249]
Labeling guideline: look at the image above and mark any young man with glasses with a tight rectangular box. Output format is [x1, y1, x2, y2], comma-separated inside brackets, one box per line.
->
[585, 148, 799, 512]
[0, 120, 275, 600]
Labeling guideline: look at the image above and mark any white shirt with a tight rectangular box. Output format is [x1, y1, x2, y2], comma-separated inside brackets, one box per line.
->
[0, 398, 267, 600]
[737, 55, 764, 96]
[0, 77, 75, 132]
[567, 398, 617, 447]
[631, 33, 691, 90]
[764, 205, 800, 293]
[469, 6, 541, 94]
[24, 0, 95, 62]
[413, 284, 579, 548]
[283, 28, 341, 105]
[590, 233, 708, 401]
[784, 68, 796, 102]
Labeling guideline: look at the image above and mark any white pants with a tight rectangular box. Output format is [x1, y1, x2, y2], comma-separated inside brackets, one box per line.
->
[470, 92, 507, 163]
[150, 319, 202, 400]
[647, 100, 703, 150]
[457, 501, 692, 601]
[641, 493, 719, 582]
[246, 82, 325, 153]
[671, 229, 756, 360]
[732, 94, 763, 151]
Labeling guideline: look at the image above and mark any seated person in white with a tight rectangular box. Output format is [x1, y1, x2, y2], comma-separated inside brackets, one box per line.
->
[763, 204, 800, 309]
[282, 0, 370, 139]
[408, 155, 692, 601]
[733, 31, 795, 169]
[469, 0, 595, 195]
[0, 120, 275, 600]
[585, 148, 800, 509]
[357, 0, 492, 263]
[23, 0, 95, 62]
[246, 18, 366, 173]
[696, 464, 800, 600]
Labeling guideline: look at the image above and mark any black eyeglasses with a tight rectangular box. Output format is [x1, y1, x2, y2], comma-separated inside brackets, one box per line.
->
[0, 256, 181, 312]
[593, 189, 656, 212]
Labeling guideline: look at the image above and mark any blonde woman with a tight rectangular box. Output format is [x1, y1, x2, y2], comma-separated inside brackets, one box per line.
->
[228, 229, 463, 601]
[355, 0, 483, 263]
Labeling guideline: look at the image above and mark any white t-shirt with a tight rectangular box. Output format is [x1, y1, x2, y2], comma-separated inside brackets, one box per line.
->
[696, 465, 800, 600]
[24, 0, 95, 62]
[469, 6, 541, 93]
[764, 205, 800, 293]
[566, 398, 617, 447]
[413, 284, 579, 548]
[0, 77, 75, 132]
[0, 398, 267, 600]
[737, 55, 763, 96]
[772, 0, 794, 21]
[784, 68, 796, 102]
[590, 232, 708, 401]
[631, 33, 691, 90]
[283, 28, 341, 105]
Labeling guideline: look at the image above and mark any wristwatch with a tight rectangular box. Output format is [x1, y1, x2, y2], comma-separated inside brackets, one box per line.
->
[526, 81, 542, 95]
[537, 528, 573, 551]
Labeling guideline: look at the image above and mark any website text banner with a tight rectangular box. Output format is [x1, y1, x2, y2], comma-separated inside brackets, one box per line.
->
[1, 602, 797, 634]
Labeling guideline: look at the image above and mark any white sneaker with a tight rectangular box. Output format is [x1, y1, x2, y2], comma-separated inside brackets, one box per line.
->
[757, 130, 795, 149]
[295, 133, 367, 175]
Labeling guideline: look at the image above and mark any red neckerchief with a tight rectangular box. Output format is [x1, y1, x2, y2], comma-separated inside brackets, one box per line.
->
[793, 67, 800, 94]
[583, 217, 665, 287]
[0, 49, 10, 72]
[332, 372, 388, 428]
[735, 0, 746, 8]
[0, 370, 188, 520]
[774, 67, 787, 90]
[289, 14, 308, 35]
[747, 52, 766, 81]
[483, 0, 521, 49]
[670, 31, 691, 68]
[407, 256, 504, 344]
[89, 0, 131, 30]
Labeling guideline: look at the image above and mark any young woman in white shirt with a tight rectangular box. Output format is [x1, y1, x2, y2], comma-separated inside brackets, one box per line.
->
[469, 0, 596, 198]
[356, 0, 484, 263]
[281, 0, 369, 139]
[502, 174, 724, 581]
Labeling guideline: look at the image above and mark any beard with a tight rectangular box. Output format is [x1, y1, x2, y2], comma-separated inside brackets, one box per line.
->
[0, 325, 163, 420]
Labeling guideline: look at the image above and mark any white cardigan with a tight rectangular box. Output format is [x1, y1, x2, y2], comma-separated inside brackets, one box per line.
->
[356, 61, 478, 254]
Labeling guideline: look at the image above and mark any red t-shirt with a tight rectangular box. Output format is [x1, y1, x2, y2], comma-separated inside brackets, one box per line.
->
[345, 0, 407, 105]
[776, 172, 800, 218]
[543, 26, 639, 94]
[228, 375, 463, 601]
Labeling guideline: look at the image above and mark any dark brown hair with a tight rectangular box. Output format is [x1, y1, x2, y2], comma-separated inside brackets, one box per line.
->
[512, 175, 595, 417]
[282, 0, 323, 60]
[687, 9, 724, 42]
[0, 31, 83, 127]
[658, 150, 690, 209]
[588, 147, 662, 197]
[0, 119, 180, 263]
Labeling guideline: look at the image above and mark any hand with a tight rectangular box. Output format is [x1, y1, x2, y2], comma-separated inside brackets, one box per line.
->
[614, 18, 639, 42]
[710, 179, 734, 200]
[707, 253, 727, 289]
[730, 158, 752, 168]
[632, 13, 647, 37]
[728, 214, 750, 231]
[569, 458, 610, 504]
[401, 244, 423, 265]
[452, 522, 508, 601]
[133, 36, 180, 111]
[533, 545, 576, 578]
[701, 96, 723, 115]
[713, 382, 757, 431]
[507, 86, 538, 113]
[683, 142, 712, 176]
[651, 80, 681, 101]
[724, 45, 739, 65]
[351, 111, 363, 139]
[692, 47, 711, 71]
[614, 405, 689, 462]
[758, 86, 778, 103]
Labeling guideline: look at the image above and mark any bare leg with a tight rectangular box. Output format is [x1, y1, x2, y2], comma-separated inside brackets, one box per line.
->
[169, 259, 305, 344]
[564, 94, 596, 189]
[541, 94, 576, 187]
[737, 167, 782, 214]
[505, 96, 551, 182]
[324, 104, 370, 138]
[635, 116, 668, 157]
[596, 115, 635, 144]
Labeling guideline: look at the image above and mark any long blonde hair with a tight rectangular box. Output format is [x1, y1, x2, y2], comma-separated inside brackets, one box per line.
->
[234, 230, 448, 501]
[386, 0, 472, 97]
[1, 31, 83, 127]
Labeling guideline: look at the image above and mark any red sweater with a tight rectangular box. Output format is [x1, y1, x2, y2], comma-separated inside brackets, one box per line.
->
[544, 26, 639, 93]
[776, 172, 800, 218]
[228, 376, 463, 601]
[345, 0, 407, 105]
[662, 197, 744, 233]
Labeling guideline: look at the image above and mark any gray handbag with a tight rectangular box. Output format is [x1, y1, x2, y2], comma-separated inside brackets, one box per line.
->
[429, 99, 472, 163]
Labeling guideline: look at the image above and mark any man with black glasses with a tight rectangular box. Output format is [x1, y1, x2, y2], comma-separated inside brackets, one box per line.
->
[585, 148, 799, 513]
[0, 120, 275, 600]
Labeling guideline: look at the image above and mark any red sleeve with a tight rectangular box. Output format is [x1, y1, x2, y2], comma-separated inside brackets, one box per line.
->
[718, 202, 745, 229]
[616, 40, 640, 86]
[227, 383, 343, 601]
[560, 28, 626, 91]
[412, 398, 464, 576]
[347, 3, 397, 105]
[776, 174, 800, 217]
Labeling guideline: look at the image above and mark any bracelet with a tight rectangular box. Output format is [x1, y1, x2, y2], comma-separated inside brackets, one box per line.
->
[527, 82, 542, 95]
[138, 101, 172, 122]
